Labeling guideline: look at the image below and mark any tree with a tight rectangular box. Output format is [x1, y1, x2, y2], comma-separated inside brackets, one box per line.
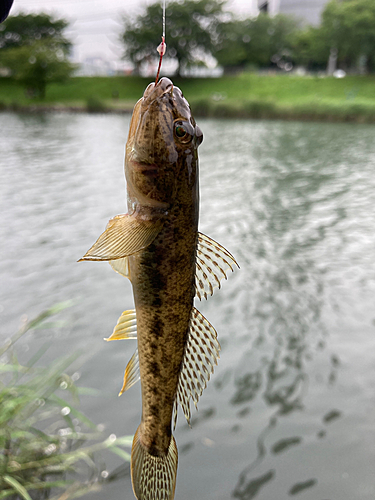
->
[0, 13, 74, 98]
[121, 0, 226, 76]
[0, 13, 71, 51]
[291, 26, 329, 71]
[213, 18, 250, 69]
[318, 0, 375, 72]
[214, 14, 300, 72]
[1, 40, 75, 98]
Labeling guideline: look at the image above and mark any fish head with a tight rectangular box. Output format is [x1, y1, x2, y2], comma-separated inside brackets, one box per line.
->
[125, 77, 203, 212]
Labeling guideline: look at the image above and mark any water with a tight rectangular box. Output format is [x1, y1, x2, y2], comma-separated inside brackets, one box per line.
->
[1, 112, 375, 500]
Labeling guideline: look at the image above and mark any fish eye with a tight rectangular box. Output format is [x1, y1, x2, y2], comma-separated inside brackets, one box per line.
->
[174, 121, 193, 144]
[175, 125, 187, 138]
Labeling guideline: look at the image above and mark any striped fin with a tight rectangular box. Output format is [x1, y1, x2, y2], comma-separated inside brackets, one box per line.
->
[104, 310, 139, 395]
[195, 232, 239, 300]
[119, 348, 140, 396]
[173, 307, 220, 429]
[78, 214, 163, 261]
[131, 425, 178, 500]
[109, 256, 130, 279]
[105, 309, 137, 341]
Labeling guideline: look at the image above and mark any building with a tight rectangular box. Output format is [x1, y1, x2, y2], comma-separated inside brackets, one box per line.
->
[258, 0, 330, 25]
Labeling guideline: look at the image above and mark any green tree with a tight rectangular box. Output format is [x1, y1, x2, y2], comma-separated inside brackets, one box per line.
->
[319, 0, 375, 72]
[291, 26, 329, 70]
[214, 13, 299, 72]
[0, 13, 74, 98]
[0, 12, 71, 50]
[213, 18, 250, 69]
[121, 0, 225, 75]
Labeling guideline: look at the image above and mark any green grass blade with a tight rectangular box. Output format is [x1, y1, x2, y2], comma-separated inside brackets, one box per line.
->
[24, 479, 74, 490]
[3, 476, 33, 500]
[0, 300, 73, 356]
[0, 491, 16, 499]
[0, 301, 132, 500]
[108, 445, 131, 461]
[49, 394, 96, 429]
[111, 435, 133, 447]
[48, 481, 102, 500]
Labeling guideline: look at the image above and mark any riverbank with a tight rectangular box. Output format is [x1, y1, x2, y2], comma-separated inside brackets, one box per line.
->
[1, 73, 375, 122]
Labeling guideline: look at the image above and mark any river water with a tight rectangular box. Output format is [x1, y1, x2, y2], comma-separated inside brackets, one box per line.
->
[1, 111, 374, 500]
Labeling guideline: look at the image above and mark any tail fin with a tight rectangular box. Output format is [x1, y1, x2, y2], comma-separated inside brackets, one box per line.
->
[131, 426, 178, 500]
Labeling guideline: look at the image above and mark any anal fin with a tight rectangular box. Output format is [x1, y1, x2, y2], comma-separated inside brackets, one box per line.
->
[104, 309, 139, 395]
[119, 348, 140, 396]
[173, 307, 220, 429]
[195, 232, 239, 300]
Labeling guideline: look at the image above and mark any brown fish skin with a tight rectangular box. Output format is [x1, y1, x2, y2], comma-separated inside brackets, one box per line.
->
[79, 76, 237, 500]
[126, 77, 202, 498]
[128, 80, 200, 456]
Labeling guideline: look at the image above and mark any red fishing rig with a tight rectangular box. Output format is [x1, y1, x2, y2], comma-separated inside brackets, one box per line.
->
[155, 0, 166, 84]
[155, 36, 166, 84]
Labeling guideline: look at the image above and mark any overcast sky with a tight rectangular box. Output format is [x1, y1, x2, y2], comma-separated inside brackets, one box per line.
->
[11, 0, 258, 67]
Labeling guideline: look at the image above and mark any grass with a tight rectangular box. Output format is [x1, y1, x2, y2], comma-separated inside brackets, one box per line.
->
[0, 302, 132, 500]
[1, 73, 375, 122]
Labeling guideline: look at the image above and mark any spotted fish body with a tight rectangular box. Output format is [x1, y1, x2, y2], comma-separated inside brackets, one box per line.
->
[80, 78, 238, 500]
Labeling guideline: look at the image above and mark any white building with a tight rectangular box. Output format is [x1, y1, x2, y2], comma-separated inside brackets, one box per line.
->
[257, 0, 330, 25]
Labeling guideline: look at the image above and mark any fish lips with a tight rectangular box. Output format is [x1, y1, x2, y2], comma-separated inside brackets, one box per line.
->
[143, 77, 174, 104]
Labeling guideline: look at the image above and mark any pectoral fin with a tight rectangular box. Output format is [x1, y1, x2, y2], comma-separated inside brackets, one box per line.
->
[173, 307, 220, 429]
[79, 214, 163, 261]
[195, 232, 239, 300]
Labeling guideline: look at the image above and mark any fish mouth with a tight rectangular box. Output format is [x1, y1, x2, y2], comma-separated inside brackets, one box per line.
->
[143, 77, 174, 103]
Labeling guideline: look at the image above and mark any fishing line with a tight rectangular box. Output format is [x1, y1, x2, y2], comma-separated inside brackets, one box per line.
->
[162, 0, 166, 39]
[155, 0, 167, 84]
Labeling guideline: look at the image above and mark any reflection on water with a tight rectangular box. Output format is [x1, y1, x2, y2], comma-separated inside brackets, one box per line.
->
[271, 436, 302, 455]
[1, 113, 375, 500]
[289, 478, 317, 496]
[233, 469, 275, 500]
[199, 118, 375, 500]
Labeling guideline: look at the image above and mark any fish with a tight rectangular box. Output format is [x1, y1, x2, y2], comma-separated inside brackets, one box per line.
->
[79, 77, 238, 500]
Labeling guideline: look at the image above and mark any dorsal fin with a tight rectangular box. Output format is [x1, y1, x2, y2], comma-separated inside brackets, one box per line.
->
[79, 214, 163, 261]
[173, 307, 220, 429]
[195, 232, 239, 300]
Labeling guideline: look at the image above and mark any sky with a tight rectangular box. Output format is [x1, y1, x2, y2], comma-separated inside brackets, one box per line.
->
[11, 0, 259, 69]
